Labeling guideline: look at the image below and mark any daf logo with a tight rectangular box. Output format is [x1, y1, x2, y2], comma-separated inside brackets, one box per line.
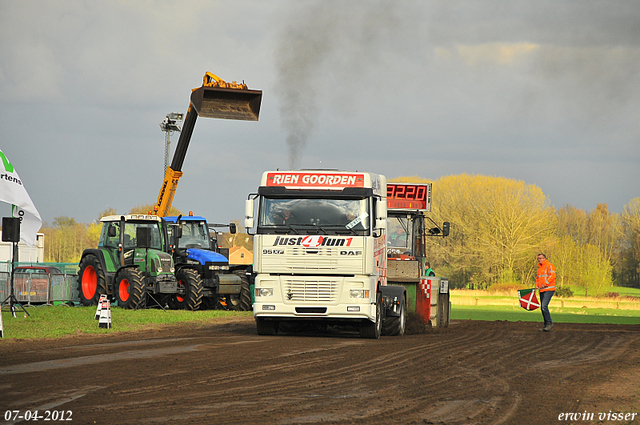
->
[340, 250, 362, 256]
[287, 291, 293, 300]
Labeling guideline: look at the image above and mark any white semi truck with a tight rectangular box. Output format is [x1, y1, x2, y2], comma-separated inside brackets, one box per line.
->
[245, 170, 408, 338]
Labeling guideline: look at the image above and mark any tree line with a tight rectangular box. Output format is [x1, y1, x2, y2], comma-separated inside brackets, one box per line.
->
[404, 174, 640, 295]
[31, 175, 640, 296]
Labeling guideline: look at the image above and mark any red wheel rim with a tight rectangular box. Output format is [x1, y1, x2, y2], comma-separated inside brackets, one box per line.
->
[82, 265, 97, 299]
[119, 278, 130, 301]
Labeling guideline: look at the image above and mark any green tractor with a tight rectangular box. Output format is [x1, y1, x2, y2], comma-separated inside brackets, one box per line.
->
[77, 214, 179, 309]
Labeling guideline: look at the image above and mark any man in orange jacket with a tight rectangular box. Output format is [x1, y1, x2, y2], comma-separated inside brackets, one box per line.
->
[536, 253, 556, 332]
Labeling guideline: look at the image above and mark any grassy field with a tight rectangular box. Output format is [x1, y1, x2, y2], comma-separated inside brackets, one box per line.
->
[450, 285, 640, 325]
[451, 305, 640, 325]
[0, 305, 252, 340]
[1, 286, 639, 340]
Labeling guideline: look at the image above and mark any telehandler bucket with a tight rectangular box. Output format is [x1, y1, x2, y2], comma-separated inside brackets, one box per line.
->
[190, 85, 262, 121]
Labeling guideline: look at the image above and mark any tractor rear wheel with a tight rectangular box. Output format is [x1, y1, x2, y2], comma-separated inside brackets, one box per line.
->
[170, 269, 203, 311]
[77, 254, 107, 306]
[115, 268, 146, 309]
[227, 270, 252, 311]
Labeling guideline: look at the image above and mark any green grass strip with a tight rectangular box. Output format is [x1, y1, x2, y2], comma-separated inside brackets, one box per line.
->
[0, 305, 252, 340]
[451, 304, 640, 325]
[2, 302, 638, 340]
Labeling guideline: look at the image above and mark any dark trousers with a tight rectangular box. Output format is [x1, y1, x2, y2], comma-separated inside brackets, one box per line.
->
[540, 290, 555, 324]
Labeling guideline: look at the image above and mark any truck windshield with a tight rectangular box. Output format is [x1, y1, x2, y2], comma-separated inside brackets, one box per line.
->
[178, 221, 209, 248]
[258, 197, 370, 235]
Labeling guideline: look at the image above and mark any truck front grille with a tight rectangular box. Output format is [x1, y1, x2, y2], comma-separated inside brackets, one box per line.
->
[283, 279, 338, 303]
[287, 247, 338, 270]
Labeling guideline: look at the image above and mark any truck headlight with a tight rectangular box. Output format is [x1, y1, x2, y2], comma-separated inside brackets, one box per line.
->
[256, 288, 274, 297]
[349, 289, 370, 299]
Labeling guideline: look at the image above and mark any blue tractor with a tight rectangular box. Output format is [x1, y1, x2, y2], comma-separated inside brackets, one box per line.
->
[164, 214, 252, 311]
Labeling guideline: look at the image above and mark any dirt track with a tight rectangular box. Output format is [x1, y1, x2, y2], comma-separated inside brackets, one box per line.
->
[1, 317, 640, 425]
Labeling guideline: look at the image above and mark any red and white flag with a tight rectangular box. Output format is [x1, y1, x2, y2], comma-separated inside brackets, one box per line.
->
[518, 288, 540, 311]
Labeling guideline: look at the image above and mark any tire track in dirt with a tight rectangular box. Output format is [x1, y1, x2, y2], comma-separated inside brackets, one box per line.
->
[3, 321, 639, 425]
[96, 328, 519, 424]
[66, 329, 495, 423]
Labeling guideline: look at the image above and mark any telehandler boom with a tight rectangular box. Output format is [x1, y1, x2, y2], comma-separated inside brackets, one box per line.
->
[155, 72, 262, 217]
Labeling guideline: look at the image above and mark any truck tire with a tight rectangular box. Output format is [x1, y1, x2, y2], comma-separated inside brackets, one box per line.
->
[359, 292, 382, 339]
[115, 268, 146, 310]
[228, 270, 252, 311]
[171, 269, 203, 311]
[77, 255, 107, 306]
[256, 318, 279, 335]
[382, 292, 406, 336]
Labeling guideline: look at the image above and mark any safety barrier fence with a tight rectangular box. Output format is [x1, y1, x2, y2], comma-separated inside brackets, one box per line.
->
[0, 272, 79, 306]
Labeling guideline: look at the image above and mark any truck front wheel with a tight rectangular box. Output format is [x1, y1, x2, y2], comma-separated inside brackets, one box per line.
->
[115, 268, 146, 309]
[256, 318, 279, 335]
[359, 292, 382, 339]
[77, 255, 107, 306]
[171, 269, 204, 311]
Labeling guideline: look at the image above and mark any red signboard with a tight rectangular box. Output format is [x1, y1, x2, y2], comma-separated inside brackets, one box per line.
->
[387, 183, 431, 211]
[265, 172, 365, 188]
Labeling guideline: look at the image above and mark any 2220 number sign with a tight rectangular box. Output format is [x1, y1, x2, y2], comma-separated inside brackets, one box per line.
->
[387, 183, 431, 211]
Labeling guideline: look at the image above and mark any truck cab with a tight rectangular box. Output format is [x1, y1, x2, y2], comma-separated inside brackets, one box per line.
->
[247, 170, 400, 338]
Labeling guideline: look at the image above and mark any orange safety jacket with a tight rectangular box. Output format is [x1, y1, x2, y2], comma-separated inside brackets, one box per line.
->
[536, 259, 556, 292]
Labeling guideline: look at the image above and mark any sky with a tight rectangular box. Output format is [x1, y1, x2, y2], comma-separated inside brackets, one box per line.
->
[1, 0, 639, 229]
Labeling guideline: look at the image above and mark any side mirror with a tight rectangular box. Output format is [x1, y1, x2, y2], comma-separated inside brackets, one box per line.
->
[229, 223, 237, 234]
[442, 222, 450, 237]
[108, 225, 117, 238]
[173, 225, 182, 239]
[245, 199, 255, 230]
[376, 197, 387, 230]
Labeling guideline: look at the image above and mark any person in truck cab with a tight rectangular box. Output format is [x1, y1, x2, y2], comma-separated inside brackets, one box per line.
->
[274, 208, 297, 225]
[388, 226, 408, 248]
